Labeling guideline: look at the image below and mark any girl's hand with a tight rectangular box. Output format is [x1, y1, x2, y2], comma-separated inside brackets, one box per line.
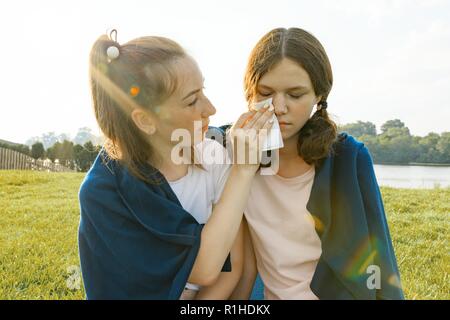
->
[229, 103, 274, 175]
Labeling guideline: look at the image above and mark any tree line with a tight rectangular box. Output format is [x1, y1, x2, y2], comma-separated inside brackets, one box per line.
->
[1, 119, 449, 171]
[0, 127, 104, 172]
[340, 119, 450, 165]
[0, 140, 101, 172]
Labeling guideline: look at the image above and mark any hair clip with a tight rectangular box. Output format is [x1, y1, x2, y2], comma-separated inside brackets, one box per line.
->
[106, 46, 120, 60]
[108, 29, 118, 42]
[106, 29, 119, 61]
[130, 85, 140, 97]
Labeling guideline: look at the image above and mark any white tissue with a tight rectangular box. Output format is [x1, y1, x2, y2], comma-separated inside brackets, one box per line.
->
[251, 98, 284, 151]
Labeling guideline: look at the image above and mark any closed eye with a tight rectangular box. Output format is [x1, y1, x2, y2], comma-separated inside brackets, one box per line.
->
[289, 93, 305, 99]
[188, 98, 198, 106]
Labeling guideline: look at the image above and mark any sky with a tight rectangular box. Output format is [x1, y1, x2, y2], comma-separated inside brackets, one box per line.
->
[0, 0, 449, 144]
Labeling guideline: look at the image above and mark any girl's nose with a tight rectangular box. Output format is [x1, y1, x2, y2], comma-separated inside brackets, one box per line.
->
[273, 95, 288, 115]
[202, 97, 216, 117]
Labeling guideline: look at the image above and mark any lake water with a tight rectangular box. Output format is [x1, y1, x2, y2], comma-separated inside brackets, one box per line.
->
[374, 165, 450, 189]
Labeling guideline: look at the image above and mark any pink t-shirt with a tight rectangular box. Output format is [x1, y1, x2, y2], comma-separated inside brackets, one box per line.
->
[244, 166, 322, 300]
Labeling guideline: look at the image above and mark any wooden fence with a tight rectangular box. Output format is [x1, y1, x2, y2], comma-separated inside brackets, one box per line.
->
[0, 147, 74, 172]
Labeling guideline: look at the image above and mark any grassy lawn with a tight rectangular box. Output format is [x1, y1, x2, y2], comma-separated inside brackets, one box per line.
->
[0, 170, 448, 300]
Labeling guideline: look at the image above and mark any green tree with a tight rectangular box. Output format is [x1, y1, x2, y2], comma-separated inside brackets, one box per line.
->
[73, 142, 101, 172]
[381, 127, 411, 140]
[436, 132, 450, 163]
[46, 143, 58, 162]
[381, 119, 408, 134]
[340, 121, 377, 138]
[417, 133, 440, 163]
[358, 134, 380, 162]
[364, 120, 413, 163]
[340, 119, 446, 164]
[59, 140, 74, 168]
[0, 142, 30, 155]
[44, 140, 74, 168]
[31, 142, 45, 160]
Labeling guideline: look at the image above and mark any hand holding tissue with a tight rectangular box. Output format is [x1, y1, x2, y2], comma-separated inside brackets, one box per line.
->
[251, 98, 284, 151]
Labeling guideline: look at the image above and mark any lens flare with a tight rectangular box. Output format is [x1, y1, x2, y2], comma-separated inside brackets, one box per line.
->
[343, 236, 381, 280]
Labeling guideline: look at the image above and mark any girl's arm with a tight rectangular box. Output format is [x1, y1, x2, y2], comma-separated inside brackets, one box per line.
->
[188, 107, 273, 286]
[195, 222, 244, 299]
[187, 166, 254, 286]
[229, 217, 257, 300]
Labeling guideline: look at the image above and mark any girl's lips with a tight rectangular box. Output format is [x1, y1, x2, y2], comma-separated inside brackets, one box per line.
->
[279, 122, 291, 130]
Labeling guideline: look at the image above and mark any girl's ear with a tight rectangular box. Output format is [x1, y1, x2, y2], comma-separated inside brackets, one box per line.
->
[131, 109, 156, 135]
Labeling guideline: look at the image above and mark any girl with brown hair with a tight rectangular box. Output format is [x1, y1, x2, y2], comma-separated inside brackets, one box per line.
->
[228, 27, 404, 300]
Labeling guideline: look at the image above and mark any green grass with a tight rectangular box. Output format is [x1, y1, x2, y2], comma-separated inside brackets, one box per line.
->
[0, 171, 85, 299]
[0, 170, 449, 300]
[381, 187, 450, 300]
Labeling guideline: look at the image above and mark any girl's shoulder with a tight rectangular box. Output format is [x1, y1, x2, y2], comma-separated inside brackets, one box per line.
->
[332, 132, 366, 156]
[334, 132, 364, 150]
[78, 149, 121, 205]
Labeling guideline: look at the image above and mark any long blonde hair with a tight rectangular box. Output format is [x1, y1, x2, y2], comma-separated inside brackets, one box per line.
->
[89, 33, 187, 182]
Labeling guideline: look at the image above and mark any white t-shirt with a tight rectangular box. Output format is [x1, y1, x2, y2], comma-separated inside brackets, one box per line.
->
[168, 138, 231, 291]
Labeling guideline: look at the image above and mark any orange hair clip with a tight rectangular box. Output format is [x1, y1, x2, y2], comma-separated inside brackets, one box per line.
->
[130, 86, 140, 97]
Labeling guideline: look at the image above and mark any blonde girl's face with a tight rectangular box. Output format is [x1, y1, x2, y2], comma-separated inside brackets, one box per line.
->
[255, 58, 321, 143]
[154, 56, 216, 145]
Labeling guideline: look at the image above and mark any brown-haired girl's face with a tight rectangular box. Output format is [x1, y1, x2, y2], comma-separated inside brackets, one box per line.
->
[255, 58, 321, 143]
[150, 56, 216, 146]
